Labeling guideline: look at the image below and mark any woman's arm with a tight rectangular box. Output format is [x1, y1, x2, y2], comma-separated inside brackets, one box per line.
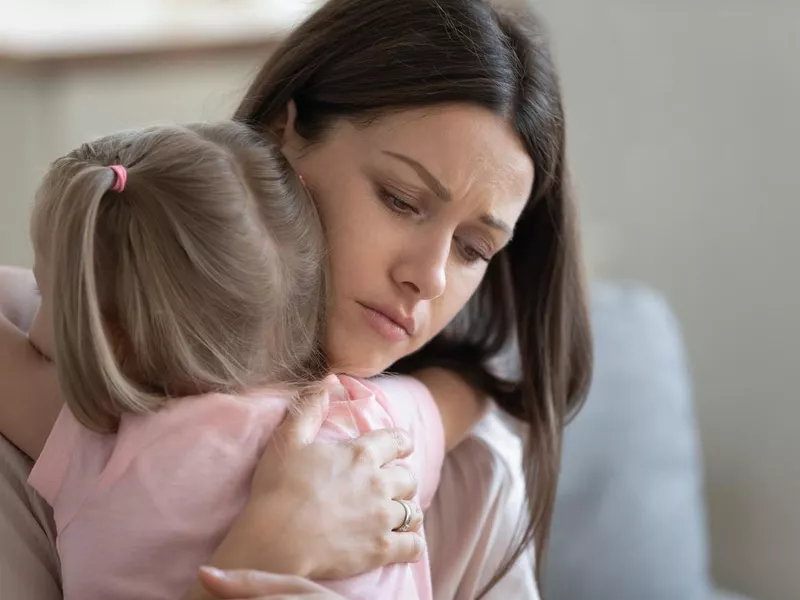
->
[181, 393, 424, 600]
[190, 370, 504, 600]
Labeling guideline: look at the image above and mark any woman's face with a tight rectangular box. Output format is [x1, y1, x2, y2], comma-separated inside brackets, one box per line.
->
[282, 104, 534, 377]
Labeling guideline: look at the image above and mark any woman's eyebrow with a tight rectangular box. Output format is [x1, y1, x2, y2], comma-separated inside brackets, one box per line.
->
[480, 214, 512, 237]
[383, 150, 512, 237]
[382, 151, 451, 201]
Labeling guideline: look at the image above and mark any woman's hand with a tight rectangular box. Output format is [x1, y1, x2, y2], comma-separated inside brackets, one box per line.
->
[202, 386, 425, 582]
[198, 567, 344, 599]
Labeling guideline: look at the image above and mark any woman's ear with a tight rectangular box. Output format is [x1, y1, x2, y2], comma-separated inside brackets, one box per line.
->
[273, 100, 300, 147]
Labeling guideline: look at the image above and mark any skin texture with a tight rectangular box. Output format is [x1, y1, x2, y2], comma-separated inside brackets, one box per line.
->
[280, 103, 534, 377]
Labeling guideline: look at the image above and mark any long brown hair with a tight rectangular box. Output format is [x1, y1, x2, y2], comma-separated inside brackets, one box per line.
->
[236, 0, 592, 593]
[33, 122, 326, 433]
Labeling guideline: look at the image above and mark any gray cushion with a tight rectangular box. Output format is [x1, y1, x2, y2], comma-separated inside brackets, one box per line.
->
[544, 282, 714, 600]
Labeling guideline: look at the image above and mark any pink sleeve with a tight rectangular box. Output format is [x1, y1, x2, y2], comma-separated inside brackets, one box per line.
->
[28, 405, 80, 506]
[364, 376, 445, 509]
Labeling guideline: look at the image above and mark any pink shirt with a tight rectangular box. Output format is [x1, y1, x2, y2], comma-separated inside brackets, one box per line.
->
[29, 374, 445, 600]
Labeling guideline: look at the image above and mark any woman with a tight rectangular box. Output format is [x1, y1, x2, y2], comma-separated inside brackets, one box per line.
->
[0, 0, 591, 598]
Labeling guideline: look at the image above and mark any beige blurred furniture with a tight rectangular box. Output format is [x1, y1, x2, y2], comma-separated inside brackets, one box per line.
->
[0, 2, 315, 266]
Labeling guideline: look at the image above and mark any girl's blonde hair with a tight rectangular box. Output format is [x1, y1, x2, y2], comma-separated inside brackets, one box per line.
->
[32, 122, 327, 433]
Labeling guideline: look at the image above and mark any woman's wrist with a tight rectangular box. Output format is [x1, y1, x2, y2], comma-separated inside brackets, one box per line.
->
[180, 496, 313, 600]
[210, 494, 312, 578]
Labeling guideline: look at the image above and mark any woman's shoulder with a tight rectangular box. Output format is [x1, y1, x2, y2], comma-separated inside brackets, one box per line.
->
[461, 410, 526, 490]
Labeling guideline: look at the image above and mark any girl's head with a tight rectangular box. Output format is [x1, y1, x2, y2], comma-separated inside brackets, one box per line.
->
[29, 122, 326, 433]
[236, 0, 593, 587]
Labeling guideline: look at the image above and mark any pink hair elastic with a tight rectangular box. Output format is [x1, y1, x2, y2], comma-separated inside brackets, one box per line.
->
[109, 165, 127, 193]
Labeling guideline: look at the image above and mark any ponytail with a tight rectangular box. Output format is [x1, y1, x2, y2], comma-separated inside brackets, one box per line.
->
[51, 165, 163, 432]
[35, 123, 327, 434]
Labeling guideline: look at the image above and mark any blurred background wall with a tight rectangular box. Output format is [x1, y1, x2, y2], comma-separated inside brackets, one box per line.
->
[535, 2, 799, 599]
[1, 1, 798, 598]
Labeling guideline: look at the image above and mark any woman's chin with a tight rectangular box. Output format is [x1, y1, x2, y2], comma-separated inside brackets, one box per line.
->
[330, 361, 389, 379]
[326, 347, 397, 379]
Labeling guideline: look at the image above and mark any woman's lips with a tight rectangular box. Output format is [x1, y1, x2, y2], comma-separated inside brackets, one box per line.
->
[357, 302, 413, 342]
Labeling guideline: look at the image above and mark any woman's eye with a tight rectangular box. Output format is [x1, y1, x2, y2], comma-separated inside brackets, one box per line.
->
[389, 196, 416, 214]
[456, 240, 490, 264]
[380, 189, 419, 215]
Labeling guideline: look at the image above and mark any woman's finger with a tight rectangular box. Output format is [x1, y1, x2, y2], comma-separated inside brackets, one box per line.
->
[249, 385, 335, 497]
[199, 566, 274, 598]
[386, 499, 423, 533]
[276, 387, 332, 449]
[198, 566, 333, 598]
[381, 464, 417, 500]
[380, 531, 426, 566]
[349, 427, 413, 467]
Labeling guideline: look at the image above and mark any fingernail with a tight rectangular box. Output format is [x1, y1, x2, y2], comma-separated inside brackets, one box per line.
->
[200, 566, 228, 580]
[399, 430, 413, 451]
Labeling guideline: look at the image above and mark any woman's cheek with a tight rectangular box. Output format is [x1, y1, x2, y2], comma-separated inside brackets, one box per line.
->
[434, 267, 486, 331]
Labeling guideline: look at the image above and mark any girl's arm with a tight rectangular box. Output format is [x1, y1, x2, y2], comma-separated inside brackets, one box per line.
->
[0, 266, 63, 459]
[0, 266, 39, 332]
[413, 367, 490, 451]
[0, 314, 62, 459]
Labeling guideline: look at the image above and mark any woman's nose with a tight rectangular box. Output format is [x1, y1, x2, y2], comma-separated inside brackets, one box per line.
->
[392, 240, 448, 301]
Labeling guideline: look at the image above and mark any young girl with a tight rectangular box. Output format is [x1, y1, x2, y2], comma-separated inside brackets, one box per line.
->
[0, 122, 485, 600]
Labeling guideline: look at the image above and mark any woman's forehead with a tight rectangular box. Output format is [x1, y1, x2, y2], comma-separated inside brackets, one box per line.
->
[347, 104, 534, 213]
